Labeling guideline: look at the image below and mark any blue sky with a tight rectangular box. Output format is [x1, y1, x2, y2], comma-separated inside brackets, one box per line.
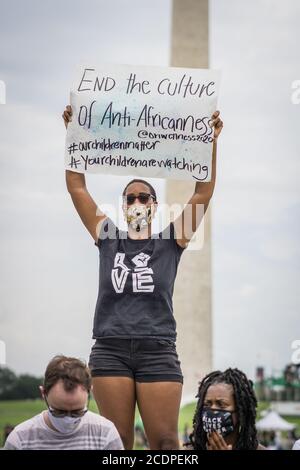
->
[0, 0, 299, 382]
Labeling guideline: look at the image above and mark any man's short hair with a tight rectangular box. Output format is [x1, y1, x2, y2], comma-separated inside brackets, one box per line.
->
[43, 355, 92, 394]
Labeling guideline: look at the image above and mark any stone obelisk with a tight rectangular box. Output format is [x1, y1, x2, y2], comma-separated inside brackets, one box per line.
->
[168, 0, 212, 402]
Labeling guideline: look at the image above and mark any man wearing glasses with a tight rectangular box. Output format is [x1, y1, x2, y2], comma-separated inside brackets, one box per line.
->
[4, 355, 124, 450]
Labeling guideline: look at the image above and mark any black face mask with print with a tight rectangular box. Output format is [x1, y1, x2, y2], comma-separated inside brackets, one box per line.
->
[202, 408, 235, 437]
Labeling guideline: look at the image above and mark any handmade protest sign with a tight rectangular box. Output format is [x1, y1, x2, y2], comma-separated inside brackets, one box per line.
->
[65, 64, 220, 181]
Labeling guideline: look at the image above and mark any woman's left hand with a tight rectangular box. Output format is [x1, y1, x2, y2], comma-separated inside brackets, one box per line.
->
[210, 110, 223, 140]
[206, 431, 232, 450]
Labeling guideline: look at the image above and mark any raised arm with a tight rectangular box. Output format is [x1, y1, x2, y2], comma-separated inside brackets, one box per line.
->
[173, 110, 223, 248]
[63, 105, 107, 242]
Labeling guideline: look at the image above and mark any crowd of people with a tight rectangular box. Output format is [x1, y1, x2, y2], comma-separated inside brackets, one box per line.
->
[3, 355, 300, 450]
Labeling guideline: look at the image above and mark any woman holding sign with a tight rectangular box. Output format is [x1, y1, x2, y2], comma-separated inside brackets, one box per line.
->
[62, 105, 223, 450]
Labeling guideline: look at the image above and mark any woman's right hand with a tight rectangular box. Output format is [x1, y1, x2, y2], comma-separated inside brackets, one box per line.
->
[206, 432, 232, 450]
[62, 105, 72, 129]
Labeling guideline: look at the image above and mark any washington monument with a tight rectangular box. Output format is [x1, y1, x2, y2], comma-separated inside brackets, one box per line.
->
[168, 0, 212, 402]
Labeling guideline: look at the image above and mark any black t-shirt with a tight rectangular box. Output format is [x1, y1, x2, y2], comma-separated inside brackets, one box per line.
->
[92, 218, 186, 341]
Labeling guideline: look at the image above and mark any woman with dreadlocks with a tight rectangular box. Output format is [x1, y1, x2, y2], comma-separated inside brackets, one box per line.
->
[186, 368, 265, 450]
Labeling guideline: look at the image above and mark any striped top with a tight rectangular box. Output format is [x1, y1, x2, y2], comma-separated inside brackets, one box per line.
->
[4, 411, 124, 450]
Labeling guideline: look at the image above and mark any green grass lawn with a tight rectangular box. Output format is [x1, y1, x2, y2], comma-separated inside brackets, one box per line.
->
[0, 399, 196, 446]
[0, 399, 299, 448]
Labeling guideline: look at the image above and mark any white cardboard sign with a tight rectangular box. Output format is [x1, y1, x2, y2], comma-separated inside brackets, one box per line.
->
[65, 64, 220, 181]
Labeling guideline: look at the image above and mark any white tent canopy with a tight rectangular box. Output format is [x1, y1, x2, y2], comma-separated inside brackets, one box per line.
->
[256, 411, 296, 431]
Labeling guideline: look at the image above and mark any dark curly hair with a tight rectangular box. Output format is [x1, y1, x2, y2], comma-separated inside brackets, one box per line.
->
[187, 368, 259, 450]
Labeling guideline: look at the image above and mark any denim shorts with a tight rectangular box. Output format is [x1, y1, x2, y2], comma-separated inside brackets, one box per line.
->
[88, 337, 183, 384]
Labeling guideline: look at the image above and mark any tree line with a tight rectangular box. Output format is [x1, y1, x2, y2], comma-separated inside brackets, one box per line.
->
[0, 367, 43, 400]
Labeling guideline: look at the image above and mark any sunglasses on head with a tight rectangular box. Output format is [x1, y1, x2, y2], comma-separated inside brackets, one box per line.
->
[44, 394, 90, 418]
[124, 192, 156, 205]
